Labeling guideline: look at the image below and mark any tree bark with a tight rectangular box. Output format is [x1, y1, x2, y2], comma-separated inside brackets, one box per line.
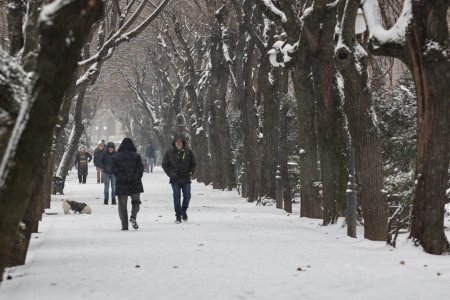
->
[7, 0, 25, 56]
[258, 22, 278, 200]
[0, 0, 103, 282]
[292, 52, 322, 219]
[207, 1, 235, 190]
[361, 0, 449, 249]
[337, 0, 387, 240]
[408, 0, 450, 253]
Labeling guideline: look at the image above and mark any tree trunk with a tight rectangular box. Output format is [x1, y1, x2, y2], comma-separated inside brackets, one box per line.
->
[7, 0, 25, 56]
[7, 155, 51, 267]
[56, 89, 86, 180]
[336, 0, 387, 241]
[21, 0, 42, 71]
[292, 57, 322, 218]
[304, 1, 347, 226]
[258, 36, 278, 200]
[409, 2, 450, 253]
[0, 0, 103, 282]
[280, 88, 292, 213]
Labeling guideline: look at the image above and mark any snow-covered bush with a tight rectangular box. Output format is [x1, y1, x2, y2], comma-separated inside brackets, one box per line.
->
[374, 70, 416, 210]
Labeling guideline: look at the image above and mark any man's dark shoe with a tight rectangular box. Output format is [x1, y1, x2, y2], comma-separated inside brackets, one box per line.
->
[104, 199, 108, 205]
[121, 228, 128, 231]
[175, 218, 181, 224]
[182, 213, 188, 222]
[130, 217, 139, 229]
[112, 198, 117, 205]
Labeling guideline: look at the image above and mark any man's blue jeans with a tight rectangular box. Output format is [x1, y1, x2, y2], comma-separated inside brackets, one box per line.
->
[171, 182, 191, 218]
[104, 173, 116, 201]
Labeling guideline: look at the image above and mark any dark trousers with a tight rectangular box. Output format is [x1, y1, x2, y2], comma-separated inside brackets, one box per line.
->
[118, 194, 141, 229]
[78, 174, 86, 183]
[171, 182, 191, 218]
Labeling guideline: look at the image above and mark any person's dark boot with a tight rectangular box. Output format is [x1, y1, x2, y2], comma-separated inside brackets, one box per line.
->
[112, 198, 117, 205]
[182, 213, 188, 222]
[104, 199, 108, 205]
[129, 217, 139, 229]
[175, 217, 182, 224]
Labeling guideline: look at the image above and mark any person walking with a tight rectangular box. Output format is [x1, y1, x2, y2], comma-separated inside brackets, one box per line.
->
[100, 142, 117, 205]
[162, 134, 196, 224]
[93, 141, 105, 183]
[145, 141, 156, 173]
[74, 145, 92, 184]
[112, 138, 144, 231]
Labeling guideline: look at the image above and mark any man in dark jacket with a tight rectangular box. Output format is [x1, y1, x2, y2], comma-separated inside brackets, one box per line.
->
[100, 142, 117, 205]
[112, 138, 144, 230]
[162, 134, 197, 223]
[93, 141, 105, 183]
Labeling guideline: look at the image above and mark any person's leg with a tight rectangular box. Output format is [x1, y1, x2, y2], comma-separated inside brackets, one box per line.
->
[96, 167, 101, 183]
[146, 157, 150, 173]
[82, 173, 87, 184]
[103, 174, 111, 204]
[118, 195, 128, 230]
[111, 174, 117, 205]
[130, 194, 141, 219]
[78, 174, 82, 183]
[149, 158, 154, 172]
[181, 183, 191, 220]
[171, 183, 182, 221]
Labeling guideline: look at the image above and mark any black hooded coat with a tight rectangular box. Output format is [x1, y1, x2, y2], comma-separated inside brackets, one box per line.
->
[112, 138, 144, 196]
[162, 135, 197, 184]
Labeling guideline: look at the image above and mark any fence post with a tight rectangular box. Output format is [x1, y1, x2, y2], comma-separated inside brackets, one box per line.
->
[276, 165, 283, 209]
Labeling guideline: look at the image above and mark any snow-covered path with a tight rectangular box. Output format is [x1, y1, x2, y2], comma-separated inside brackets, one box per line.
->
[1, 166, 449, 300]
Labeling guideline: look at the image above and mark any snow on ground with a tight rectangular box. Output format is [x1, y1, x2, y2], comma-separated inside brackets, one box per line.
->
[1, 165, 449, 300]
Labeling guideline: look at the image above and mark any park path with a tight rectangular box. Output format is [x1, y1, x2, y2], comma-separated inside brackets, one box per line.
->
[1, 166, 449, 300]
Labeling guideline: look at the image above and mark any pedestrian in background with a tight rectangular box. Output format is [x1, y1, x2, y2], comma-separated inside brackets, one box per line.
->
[162, 134, 196, 224]
[100, 142, 117, 205]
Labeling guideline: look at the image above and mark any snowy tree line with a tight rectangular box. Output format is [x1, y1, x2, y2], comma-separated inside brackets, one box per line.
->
[0, 0, 449, 283]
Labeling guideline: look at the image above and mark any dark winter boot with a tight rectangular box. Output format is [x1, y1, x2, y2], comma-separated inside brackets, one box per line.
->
[175, 217, 182, 224]
[112, 198, 117, 205]
[104, 199, 108, 205]
[129, 217, 139, 229]
[182, 212, 188, 222]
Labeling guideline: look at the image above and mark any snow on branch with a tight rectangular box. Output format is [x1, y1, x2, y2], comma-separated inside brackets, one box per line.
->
[260, 0, 287, 23]
[78, 0, 170, 67]
[267, 35, 298, 67]
[362, 0, 412, 47]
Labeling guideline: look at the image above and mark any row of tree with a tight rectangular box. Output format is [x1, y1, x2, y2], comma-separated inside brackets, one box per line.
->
[0, 0, 448, 283]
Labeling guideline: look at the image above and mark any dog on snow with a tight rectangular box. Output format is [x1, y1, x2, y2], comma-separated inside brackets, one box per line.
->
[63, 200, 92, 214]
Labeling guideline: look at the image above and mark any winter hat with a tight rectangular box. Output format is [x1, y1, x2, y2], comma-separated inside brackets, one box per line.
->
[172, 133, 186, 147]
[78, 145, 86, 152]
[106, 142, 115, 150]
[118, 138, 137, 152]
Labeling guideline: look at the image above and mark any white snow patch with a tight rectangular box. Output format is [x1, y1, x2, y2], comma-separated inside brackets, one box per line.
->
[262, 0, 287, 23]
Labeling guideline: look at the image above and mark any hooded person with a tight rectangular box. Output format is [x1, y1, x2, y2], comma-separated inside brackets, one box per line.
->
[162, 133, 197, 223]
[100, 142, 117, 205]
[74, 145, 92, 184]
[93, 141, 105, 183]
[112, 138, 144, 230]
